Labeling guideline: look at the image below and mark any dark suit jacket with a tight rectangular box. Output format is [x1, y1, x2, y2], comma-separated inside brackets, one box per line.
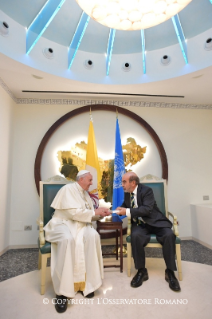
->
[121, 183, 172, 228]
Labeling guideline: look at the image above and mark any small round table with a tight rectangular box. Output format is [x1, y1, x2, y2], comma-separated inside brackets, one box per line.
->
[97, 219, 123, 272]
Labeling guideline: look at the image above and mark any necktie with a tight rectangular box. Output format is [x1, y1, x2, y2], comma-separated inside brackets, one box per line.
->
[131, 192, 144, 225]
[131, 193, 135, 208]
[131, 193, 137, 223]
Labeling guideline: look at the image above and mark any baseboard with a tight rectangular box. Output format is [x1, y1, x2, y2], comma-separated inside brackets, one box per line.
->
[191, 237, 212, 250]
[180, 236, 193, 240]
[0, 246, 9, 256]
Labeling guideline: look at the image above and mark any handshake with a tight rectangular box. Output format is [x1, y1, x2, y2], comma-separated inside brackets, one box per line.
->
[94, 207, 111, 217]
[94, 206, 127, 218]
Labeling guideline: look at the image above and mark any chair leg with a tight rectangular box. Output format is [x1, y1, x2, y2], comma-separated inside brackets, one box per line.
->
[176, 244, 182, 281]
[40, 254, 48, 295]
[127, 242, 131, 277]
[38, 250, 41, 270]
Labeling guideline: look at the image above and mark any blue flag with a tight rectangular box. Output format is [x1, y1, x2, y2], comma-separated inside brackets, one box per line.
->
[112, 118, 125, 209]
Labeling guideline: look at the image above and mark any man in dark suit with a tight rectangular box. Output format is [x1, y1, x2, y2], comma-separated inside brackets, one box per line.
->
[116, 172, 181, 292]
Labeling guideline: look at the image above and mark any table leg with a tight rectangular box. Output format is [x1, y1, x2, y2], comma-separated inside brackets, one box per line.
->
[116, 229, 118, 260]
[120, 227, 123, 272]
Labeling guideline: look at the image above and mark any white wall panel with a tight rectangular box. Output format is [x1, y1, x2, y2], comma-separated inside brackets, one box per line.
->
[0, 86, 14, 254]
[8, 103, 212, 245]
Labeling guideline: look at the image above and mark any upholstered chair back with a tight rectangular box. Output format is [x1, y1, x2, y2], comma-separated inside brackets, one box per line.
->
[42, 184, 66, 226]
[142, 182, 166, 216]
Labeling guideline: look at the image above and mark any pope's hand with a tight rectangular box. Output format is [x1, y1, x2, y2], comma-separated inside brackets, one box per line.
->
[95, 207, 111, 217]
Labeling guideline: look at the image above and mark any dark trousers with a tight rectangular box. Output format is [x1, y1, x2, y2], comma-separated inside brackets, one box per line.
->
[131, 222, 177, 271]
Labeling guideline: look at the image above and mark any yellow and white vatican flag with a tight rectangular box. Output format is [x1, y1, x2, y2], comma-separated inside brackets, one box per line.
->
[85, 112, 101, 208]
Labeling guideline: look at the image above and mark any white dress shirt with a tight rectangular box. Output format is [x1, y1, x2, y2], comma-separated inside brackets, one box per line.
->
[126, 185, 145, 223]
[126, 185, 138, 218]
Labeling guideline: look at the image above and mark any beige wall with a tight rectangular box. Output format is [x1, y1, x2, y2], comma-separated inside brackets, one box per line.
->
[190, 204, 212, 248]
[3, 101, 212, 247]
[0, 86, 14, 254]
[139, 107, 212, 238]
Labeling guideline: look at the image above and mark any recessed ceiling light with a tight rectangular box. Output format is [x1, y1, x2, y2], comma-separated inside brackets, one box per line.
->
[192, 74, 203, 79]
[205, 38, 212, 51]
[122, 62, 131, 72]
[161, 55, 171, 66]
[32, 74, 43, 79]
[42, 48, 54, 59]
[0, 21, 9, 37]
[84, 59, 94, 69]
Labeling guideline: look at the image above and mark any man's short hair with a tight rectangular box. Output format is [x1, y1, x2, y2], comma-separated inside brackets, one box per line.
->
[129, 175, 139, 185]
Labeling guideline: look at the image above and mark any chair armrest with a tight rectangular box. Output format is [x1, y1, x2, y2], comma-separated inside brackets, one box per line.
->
[37, 219, 46, 247]
[127, 217, 131, 236]
[168, 211, 179, 236]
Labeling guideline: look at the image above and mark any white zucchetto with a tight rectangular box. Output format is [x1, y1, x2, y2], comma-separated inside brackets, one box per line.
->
[77, 170, 90, 177]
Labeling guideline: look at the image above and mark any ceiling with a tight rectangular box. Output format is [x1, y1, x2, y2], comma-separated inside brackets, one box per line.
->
[0, 0, 212, 106]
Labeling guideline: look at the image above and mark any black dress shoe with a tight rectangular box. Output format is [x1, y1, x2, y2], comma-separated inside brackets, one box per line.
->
[131, 268, 149, 288]
[165, 269, 181, 292]
[79, 291, 94, 298]
[55, 295, 68, 313]
[85, 292, 94, 298]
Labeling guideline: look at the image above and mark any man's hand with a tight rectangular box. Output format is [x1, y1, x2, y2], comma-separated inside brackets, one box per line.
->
[95, 207, 111, 217]
[115, 207, 127, 216]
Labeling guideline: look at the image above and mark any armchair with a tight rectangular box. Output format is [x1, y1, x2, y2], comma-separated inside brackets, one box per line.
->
[126, 174, 182, 281]
[37, 176, 71, 294]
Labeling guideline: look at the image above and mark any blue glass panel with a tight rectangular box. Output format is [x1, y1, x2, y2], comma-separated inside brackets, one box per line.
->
[172, 14, 188, 64]
[26, 0, 66, 54]
[106, 29, 116, 76]
[68, 12, 90, 69]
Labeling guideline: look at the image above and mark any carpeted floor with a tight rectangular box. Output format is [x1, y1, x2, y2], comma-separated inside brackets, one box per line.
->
[0, 240, 212, 282]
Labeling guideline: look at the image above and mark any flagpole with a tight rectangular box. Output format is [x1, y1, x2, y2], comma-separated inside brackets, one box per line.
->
[112, 112, 127, 254]
[85, 111, 101, 208]
[112, 114, 125, 210]
[90, 107, 92, 121]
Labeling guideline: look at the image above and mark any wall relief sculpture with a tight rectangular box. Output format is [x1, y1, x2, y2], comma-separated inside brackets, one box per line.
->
[57, 137, 146, 202]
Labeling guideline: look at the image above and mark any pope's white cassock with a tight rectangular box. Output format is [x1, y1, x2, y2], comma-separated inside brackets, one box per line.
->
[44, 182, 104, 298]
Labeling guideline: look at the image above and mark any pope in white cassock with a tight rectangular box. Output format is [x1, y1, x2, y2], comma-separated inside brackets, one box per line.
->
[44, 170, 111, 313]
